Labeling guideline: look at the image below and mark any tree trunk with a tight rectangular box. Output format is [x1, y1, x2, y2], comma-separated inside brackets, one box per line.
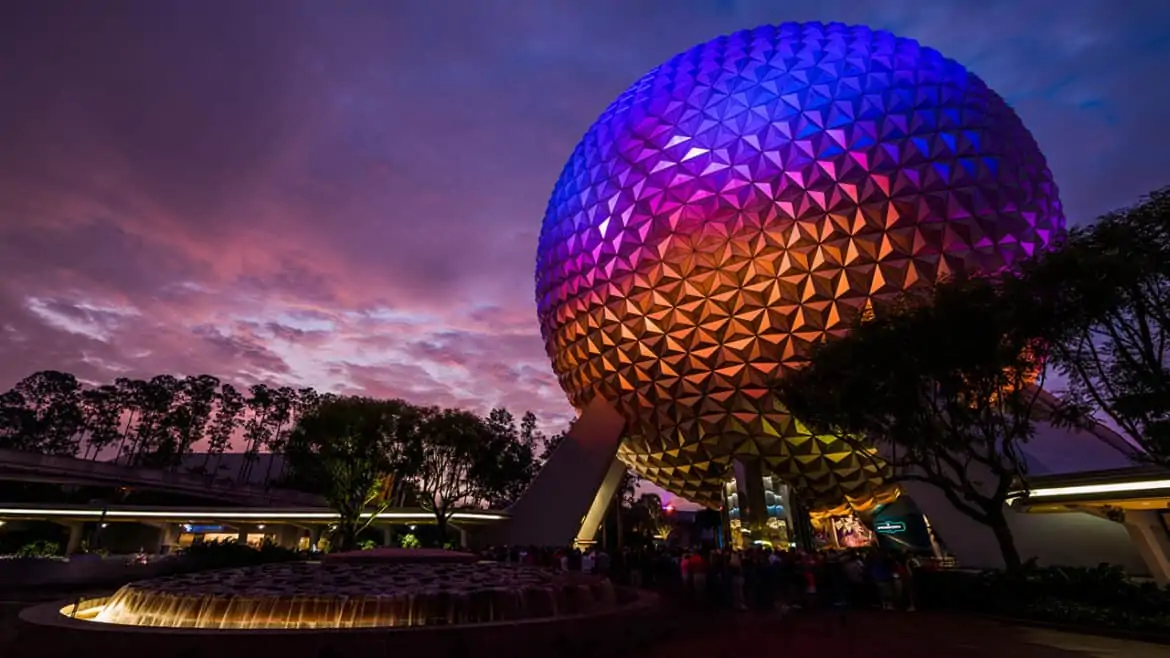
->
[334, 515, 359, 553]
[435, 510, 448, 547]
[615, 498, 624, 551]
[262, 427, 281, 488]
[987, 509, 1022, 571]
[115, 410, 137, 463]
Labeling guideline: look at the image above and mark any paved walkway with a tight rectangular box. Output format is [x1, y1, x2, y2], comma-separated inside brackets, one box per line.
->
[638, 610, 1170, 658]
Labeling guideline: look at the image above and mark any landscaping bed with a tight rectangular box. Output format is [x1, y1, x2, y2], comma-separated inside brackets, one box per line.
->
[915, 563, 1170, 637]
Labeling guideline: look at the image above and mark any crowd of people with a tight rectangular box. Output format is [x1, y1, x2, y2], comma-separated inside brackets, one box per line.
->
[481, 543, 930, 613]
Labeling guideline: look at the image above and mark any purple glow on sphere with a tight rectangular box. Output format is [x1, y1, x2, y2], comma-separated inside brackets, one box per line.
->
[534, 22, 1064, 505]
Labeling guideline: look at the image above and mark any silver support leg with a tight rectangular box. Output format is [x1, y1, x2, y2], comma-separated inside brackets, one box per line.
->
[496, 397, 626, 546]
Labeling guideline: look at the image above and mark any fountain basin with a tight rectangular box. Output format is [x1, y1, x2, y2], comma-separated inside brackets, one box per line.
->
[80, 561, 615, 629]
[16, 561, 659, 658]
[321, 547, 479, 564]
[20, 590, 657, 658]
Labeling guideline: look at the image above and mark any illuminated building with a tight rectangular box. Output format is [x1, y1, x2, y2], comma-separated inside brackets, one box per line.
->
[534, 21, 1065, 530]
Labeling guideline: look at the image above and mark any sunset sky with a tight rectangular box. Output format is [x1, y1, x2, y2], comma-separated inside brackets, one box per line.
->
[2, 1, 1170, 497]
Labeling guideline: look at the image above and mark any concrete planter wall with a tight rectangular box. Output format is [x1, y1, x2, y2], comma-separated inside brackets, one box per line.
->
[0, 556, 188, 589]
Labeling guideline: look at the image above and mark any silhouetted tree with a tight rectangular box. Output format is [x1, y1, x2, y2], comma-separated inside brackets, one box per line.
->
[130, 375, 180, 466]
[167, 375, 220, 469]
[240, 384, 273, 482]
[538, 423, 570, 464]
[1020, 188, 1170, 463]
[7, 371, 84, 454]
[80, 385, 122, 460]
[520, 411, 542, 450]
[0, 389, 25, 450]
[481, 408, 539, 508]
[112, 377, 146, 461]
[261, 386, 297, 485]
[206, 383, 244, 476]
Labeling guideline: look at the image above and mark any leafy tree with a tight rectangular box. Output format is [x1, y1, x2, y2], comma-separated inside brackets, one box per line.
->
[167, 375, 220, 469]
[481, 408, 539, 508]
[1019, 188, 1170, 463]
[240, 384, 273, 482]
[129, 375, 180, 466]
[775, 274, 1047, 570]
[112, 377, 147, 461]
[205, 383, 244, 476]
[285, 395, 423, 552]
[627, 493, 667, 541]
[538, 422, 570, 464]
[414, 407, 495, 543]
[0, 389, 28, 450]
[269, 387, 321, 486]
[261, 386, 297, 485]
[80, 385, 123, 460]
[7, 371, 84, 454]
[519, 411, 542, 450]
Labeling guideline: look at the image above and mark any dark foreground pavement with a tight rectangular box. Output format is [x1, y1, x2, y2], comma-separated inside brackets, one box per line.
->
[638, 608, 1170, 658]
[4, 592, 1169, 657]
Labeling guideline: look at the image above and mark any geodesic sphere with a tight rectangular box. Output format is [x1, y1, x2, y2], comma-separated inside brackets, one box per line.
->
[535, 22, 1064, 507]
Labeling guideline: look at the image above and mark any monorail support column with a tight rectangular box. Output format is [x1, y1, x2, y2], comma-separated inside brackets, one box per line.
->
[1124, 510, 1170, 585]
[62, 522, 85, 555]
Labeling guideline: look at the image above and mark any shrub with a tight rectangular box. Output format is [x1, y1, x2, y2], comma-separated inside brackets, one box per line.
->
[179, 539, 304, 570]
[915, 562, 1170, 632]
[14, 540, 62, 558]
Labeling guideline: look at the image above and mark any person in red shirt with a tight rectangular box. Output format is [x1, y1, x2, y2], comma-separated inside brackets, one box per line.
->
[689, 552, 708, 600]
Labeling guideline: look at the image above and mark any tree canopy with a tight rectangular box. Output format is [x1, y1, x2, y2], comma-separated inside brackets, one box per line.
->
[1017, 188, 1170, 463]
[284, 395, 423, 551]
[776, 273, 1048, 569]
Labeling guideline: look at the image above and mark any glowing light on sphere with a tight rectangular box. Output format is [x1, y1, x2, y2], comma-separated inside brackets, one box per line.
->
[535, 22, 1063, 508]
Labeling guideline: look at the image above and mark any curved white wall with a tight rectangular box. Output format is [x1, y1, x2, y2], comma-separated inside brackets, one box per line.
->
[1023, 420, 1137, 475]
[903, 478, 1148, 574]
[891, 417, 1148, 573]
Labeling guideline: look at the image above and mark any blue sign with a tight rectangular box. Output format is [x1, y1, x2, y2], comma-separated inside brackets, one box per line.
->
[875, 521, 906, 535]
[182, 524, 226, 534]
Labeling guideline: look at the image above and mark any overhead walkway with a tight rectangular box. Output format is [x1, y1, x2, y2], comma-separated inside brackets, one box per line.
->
[0, 448, 323, 506]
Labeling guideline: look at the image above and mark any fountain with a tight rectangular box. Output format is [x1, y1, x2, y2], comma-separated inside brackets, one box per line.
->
[17, 550, 657, 658]
[83, 559, 617, 629]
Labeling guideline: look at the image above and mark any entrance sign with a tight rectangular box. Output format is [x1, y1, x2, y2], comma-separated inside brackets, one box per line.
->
[875, 520, 907, 534]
